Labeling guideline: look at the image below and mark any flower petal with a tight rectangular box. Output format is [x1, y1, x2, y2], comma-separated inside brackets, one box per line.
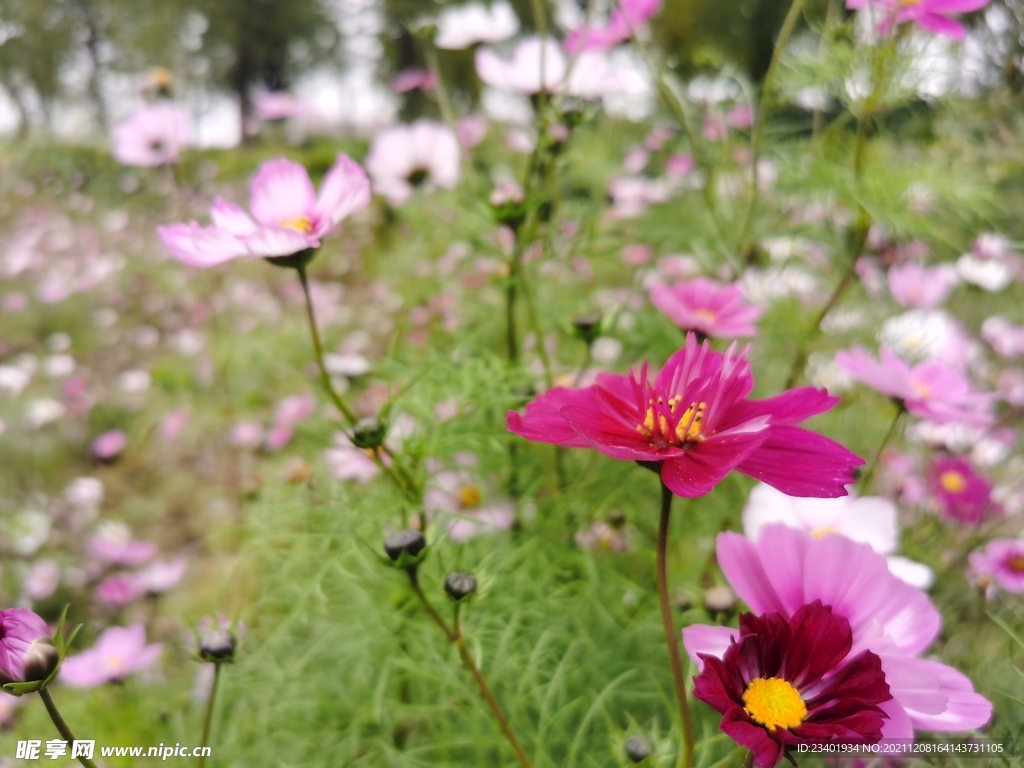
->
[660, 419, 769, 497]
[311, 153, 372, 237]
[241, 226, 318, 258]
[682, 624, 737, 668]
[736, 426, 863, 498]
[249, 158, 317, 227]
[157, 223, 250, 268]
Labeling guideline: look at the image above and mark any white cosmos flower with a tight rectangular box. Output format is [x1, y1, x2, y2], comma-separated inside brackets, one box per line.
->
[365, 120, 460, 206]
[742, 483, 934, 589]
[436, 1, 520, 50]
[956, 254, 1013, 292]
[878, 308, 959, 362]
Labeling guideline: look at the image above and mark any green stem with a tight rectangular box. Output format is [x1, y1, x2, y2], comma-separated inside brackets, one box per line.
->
[739, 0, 806, 249]
[506, 265, 519, 363]
[860, 403, 904, 493]
[741, 751, 754, 768]
[424, 45, 456, 129]
[408, 572, 534, 768]
[38, 687, 99, 768]
[296, 265, 357, 425]
[656, 481, 695, 768]
[197, 664, 221, 768]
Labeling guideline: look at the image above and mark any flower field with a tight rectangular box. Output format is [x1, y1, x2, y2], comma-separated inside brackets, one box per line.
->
[0, 0, 1023, 766]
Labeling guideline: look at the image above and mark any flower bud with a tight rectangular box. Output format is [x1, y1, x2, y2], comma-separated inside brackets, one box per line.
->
[572, 314, 602, 345]
[444, 571, 477, 601]
[384, 529, 426, 562]
[21, 639, 60, 683]
[351, 417, 388, 450]
[199, 629, 236, 663]
[624, 735, 654, 763]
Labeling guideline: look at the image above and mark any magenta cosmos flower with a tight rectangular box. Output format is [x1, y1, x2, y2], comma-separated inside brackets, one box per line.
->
[693, 602, 892, 767]
[111, 102, 191, 167]
[969, 539, 1024, 595]
[507, 334, 863, 498]
[649, 277, 762, 338]
[157, 154, 370, 267]
[835, 346, 994, 426]
[847, 0, 990, 40]
[684, 525, 992, 747]
[0, 608, 56, 684]
[929, 455, 995, 525]
[60, 624, 162, 688]
[566, 0, 661, 52]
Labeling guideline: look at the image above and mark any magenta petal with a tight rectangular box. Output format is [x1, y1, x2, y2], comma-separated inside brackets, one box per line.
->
[248, 158, 317, 227]
[890, 657, 992, 730]
[736, 426, 863, 497]
[560, 404, 668, 461]
[716, 531, 788, 615]
[916, 11, 967, 37]
[157, 223, 250, 268]
[927, 0, 989, 10]
[725, 386, 839, 426]
[242, 226, 318, 258]
[879, 698, 915, 740]
[311, 153, 372, 237]
[661, 421, 768, 497]
[506, 386, 601, 448]
[752, 524, 812, 616]
[681, 624, 737, 668]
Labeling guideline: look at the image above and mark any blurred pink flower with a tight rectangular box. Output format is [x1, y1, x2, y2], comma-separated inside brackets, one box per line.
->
[649, 277, 761, 338]
[111, 103, 191, 167]
[969, 539, 1024, 595]
[255, 91, 312, 121]
[91, 522, 157, 566]
[391, 68, 436, 93]
[476, 37, 566, 94]
[264, 424, 295, 452]
[887, 263, 958, 308]
[683, 525, 992, 741]
[229, 421, 265, 449]
[134, 557, 188, 595]
[435, 1, 520, 49]
[365, 121, 460, 206]
[456, 115, 488, 149]
[96, 574, 142, 606]
[24, 560, 61, 601]
[323, 433, 380, 483]
[666, 153, 696, 177]
[158, 409, 189, 442]
[91, 429, 127, 460]
[847, 0, 990, 40]
[727, 104, 754, 129]
[929, 456, 996, 525]
[565, 0, 661, 52]
[621, 244, 652, 265]
[275, 393, 317, 427]
[157, 154, 370, 267]
[60, 624, 162, 688]
[835, 346, 994, 426]
[981, 316, 1024, 357]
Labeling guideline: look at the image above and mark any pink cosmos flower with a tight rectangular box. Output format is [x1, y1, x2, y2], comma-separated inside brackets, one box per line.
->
[424, 470, 516, 542]
[968, 539, 1024, 595]
[91, 429, 127, 461]
[24, 560, 61, 601]
[743, 483, 933, 588]
[157, 154, 370, 267]
[456, 115, 488, 149]
[666, 153, 696, 177]
[60, 624, 162, 688]
[475, 37, 567, 94]
[96, 574, 142, 606]
[435, 1, 520, 50]
[835, 346, 994, 426]
[134, 557, 189, 595]
[91, 522, 157, 566]
[981, 316, 1024, 357]
[565, 0, 661, 52]
[364, 121, 460, 207]
[111, 103, 191, 167]
[255, 91, 312, 121]
[649, 278, 762, 338]
[508, 334, 863, 498]
[846, 0, 990, 40]
[0, 608, 53, 684]
[887, 263, 958, 308]
[391, 68, 437, 93]
[929, 456, 995, 525]
[323, 432, 380, 484]
[159, 409, 189, 442]
[683, 524, 992, 747]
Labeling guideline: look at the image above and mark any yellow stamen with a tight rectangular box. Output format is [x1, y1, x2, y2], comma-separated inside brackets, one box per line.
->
[911, 381, 930, 400]
[458, 484, 482, 509]
[1006, 555, 1024, 574]
[281, 216, 312, 233]
[939, 471, 966, 494]
[743, 677, 807, 730]
[811, 525, 839, 539]
[675, 401, 706, 443]
[694, 308, 718, 324]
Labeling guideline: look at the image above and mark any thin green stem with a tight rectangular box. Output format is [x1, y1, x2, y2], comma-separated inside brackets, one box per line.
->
[424, 45, 456, 129]
[408, 572, 533, 768]
[860, 403, 904, 493]
[739, 0, 806, 249]
[656, 481, 695, 768]
[38, 687, 99, 768]
[296, 265, 357, 425]
[197, 664, 221, 768]
[741, 751, 754, 768]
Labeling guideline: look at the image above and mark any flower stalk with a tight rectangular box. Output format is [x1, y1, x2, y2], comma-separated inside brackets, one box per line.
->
[38, 688, 98, 768]
[196, 663, 221, 768]
[860, 402, 904, 493]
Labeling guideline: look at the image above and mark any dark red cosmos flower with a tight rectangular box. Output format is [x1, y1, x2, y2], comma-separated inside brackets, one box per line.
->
[693, 601, 891, 768]
[507, 333, 863, 498]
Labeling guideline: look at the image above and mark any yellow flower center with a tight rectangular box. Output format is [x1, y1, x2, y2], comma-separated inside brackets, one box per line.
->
[106, 655, 127, 674]
[811, 525, 839, 539]
[458, 484, 482, 509]
[743, 677, 807, 730]
[1006, 555, 1024, 574]
[281, 216, 312, 233]
[636, 398, 706, 445]
[902, 0, 921, 6]
[694, 308, 718, 324]
[911, 381, 930, 400]
[939, 470, 966, 494]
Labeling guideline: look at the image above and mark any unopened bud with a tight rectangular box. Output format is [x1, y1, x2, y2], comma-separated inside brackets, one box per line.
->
[199, 629, 236, 662]
[624, 735, 654, 763]
[22, 640, 60, 683]
[703, 585, 737, 615]
[444, 571, 477, 601]
[351, 417, 387, 450]
[572, 314, 602, 345]
[384, 529, 426, 561]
